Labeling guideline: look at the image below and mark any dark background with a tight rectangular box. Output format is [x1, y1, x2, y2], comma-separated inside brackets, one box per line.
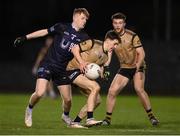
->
[0, 0, 180, 95]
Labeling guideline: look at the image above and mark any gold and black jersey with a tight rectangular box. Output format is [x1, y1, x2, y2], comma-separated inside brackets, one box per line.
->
[66, 39, 108, 70]
[114, 29, 146, 68]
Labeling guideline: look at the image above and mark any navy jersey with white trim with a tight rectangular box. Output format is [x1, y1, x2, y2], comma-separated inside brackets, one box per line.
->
[43, 23, 89, 71]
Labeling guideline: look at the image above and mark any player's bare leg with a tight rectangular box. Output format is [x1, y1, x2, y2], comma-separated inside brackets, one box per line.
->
[69, 90, 101, 128]
[25, 78, 49, 127]
[134, 72, 159, 125]
[73, 75, 102, 127]
[73, 92, 101, 122]
[102, 74, 129, 125]
[58, 85, 72, 126]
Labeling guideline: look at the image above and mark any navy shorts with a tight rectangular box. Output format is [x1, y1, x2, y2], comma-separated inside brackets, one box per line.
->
[37, 65, 71, 86]
[67, 69, 81, 83]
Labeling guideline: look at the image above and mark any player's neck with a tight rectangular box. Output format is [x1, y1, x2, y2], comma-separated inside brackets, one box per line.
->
[119, 29, 125, 36]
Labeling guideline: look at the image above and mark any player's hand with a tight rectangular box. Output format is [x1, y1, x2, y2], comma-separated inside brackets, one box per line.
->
[79, 61, 88, 74]
[103, 66, 110, 80]
[14, 36, 27, 47]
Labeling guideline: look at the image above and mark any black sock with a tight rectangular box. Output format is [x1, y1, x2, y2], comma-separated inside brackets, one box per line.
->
[74, 116, 82, 122]
[87, 112, 93, 119]
[28, 104, 33, 109]
[64, 111, 69, 116]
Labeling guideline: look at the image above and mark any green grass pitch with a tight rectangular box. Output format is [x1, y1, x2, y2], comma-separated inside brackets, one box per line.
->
[0, 93, 180, 135]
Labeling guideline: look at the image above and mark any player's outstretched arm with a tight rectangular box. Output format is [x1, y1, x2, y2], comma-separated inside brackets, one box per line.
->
[14, 29, 48, 47]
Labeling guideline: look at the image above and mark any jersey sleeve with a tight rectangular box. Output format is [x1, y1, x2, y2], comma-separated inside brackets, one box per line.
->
[79, 39, 93, 52]
[47, 23, 66, 34]
[133, 35, 142, 48]
[78, 30, 90, 43]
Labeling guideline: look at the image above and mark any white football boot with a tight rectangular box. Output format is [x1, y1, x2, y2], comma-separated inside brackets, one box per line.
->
[61, 113, 72, 126]
[25, 107, 32, 127]
[69, 122, 88, 129]
[85, 118, 102, 127]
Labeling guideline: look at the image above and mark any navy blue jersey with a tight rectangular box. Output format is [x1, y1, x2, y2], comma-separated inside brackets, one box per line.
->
[42, 23, 89, 72]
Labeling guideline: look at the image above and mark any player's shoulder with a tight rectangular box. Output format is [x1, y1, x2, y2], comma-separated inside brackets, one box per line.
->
[125, 29, 137, 36]
[79, 39, 102, 48]
[80, 39, 93, 45]
[79, 30, 88, 36]
[78, 30, 90, 41]
[53, 22, 69, 31]
[94, 39, 103, 45]
[54, 22, 68, 26]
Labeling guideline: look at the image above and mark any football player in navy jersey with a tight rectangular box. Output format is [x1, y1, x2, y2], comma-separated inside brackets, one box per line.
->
[14, 8, 97, 128]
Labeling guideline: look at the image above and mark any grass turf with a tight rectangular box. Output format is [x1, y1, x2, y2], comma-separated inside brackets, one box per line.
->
[0, 93, 180, 135]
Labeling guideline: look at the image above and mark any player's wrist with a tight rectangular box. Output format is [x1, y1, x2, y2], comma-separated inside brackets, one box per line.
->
[21, 35, 27, 41]
[103, 66, 110, 80]
[104, 65, 109, 69]
[103, 66, 110, 72]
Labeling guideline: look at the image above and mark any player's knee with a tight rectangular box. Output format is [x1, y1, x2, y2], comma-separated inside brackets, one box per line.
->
[34, 91, 44, 98]
[63, 98, 72, 105]
[108, 88, 117, 98]
[95, 85, 100, 92]
[89, 83, 100, 94]
[93, 84, 101, 94]
[134, 86, 144, 94]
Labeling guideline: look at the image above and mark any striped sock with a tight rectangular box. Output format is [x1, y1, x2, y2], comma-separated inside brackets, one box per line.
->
[105, 112, 112, 122]
[146, 109, 154, 119]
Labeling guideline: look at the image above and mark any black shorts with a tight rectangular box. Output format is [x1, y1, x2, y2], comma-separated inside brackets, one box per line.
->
[117, 68, 136, 80]
[37, 65, 71, 86]
[67, 69, 81, 83]
[138, 66, 146, 73]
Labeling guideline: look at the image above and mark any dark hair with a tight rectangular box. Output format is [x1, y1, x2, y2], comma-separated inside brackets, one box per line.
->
[105, 30, 121, 43]
[111, 12, 126, 21]
[73, 8, 90, 19]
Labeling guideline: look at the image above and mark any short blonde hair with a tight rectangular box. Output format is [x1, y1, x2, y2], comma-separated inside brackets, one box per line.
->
[73, 8, 90, 19]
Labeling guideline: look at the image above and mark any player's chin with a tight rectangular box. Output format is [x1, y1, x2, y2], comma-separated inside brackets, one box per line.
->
[81, 24, 85, 29]
[115, 29, 121, 33]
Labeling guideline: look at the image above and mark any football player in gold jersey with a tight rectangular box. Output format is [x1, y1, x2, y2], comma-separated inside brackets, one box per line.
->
[102, 12, 159, 126]
[64, 30, 120, 128]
